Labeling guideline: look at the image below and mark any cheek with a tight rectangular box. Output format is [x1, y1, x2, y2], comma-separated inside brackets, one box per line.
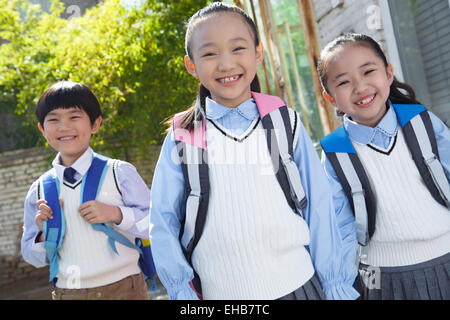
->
[42, 128, 55, 141]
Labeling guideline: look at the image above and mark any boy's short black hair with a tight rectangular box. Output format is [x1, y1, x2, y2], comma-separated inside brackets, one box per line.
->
[36, 81, 102, 126]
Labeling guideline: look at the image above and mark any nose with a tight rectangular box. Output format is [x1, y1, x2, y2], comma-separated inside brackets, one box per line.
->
[217, 53, 233, 72]
[353, 76, 368, 95]
[56, 118, 70, 131]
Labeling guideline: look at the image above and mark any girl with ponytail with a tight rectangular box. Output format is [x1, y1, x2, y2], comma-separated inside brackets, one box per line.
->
[318, 33, 450, 300]
[150, 3, 359, 300]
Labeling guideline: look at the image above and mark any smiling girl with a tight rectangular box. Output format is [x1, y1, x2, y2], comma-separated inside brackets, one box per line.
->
[149, 3, 358, 300]
[319, 33, 450, 300]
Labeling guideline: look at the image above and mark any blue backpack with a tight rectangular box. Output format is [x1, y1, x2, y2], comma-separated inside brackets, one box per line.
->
[39, 153, 156, 289]
[321, 104, 450, 246]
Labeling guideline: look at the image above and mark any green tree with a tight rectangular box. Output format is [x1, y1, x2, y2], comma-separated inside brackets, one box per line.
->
[0, 0, 210, 159]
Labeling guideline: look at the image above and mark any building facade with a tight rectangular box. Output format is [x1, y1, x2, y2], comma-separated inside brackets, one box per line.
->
[313, 0, 450, 124]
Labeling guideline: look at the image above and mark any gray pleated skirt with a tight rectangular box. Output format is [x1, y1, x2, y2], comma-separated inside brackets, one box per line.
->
[277, 273, 324, 300]
[357, 252, 450, 300]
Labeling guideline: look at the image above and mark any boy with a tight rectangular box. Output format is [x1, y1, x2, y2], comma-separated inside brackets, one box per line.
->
[21, 81, 151, 300]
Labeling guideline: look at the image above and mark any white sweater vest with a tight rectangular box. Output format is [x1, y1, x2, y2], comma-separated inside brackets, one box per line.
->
[353, 129, 450, 267]
[192, 117, 315, 300]
[55, 161, 140, 288]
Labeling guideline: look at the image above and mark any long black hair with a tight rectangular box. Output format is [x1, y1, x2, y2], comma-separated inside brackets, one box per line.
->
[317, 33, 421, 115]
[171, 2, 261, 131]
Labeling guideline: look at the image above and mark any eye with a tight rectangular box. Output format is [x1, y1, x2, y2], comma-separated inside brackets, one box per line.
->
[337, 80, 349, 87]
[71, 116, 81, 120]
[201, 52, 215, 58]
[46, 118, 58, 122]
[233, 46, 246, 52]
[364, 69, 375, 75]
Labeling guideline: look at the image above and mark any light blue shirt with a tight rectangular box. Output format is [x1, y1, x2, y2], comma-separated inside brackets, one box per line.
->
[150, 97, 359, 300]
[21, 147, 151, 268]
[321, 105, 450, 260]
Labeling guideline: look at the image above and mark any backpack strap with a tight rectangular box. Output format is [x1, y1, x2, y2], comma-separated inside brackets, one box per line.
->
[40, 154, 145, 284]
[136, 238, 157, 290]
[173, 112, 209, 296]
[321, 126, 377, 245]
[40, 169, 65, 283]
[173, 93, 309, 295]
[84, 154, 155, 285]
[84, 154, 142, 254]
[252, 92, 307, 217]
[393, 104, 450, 209]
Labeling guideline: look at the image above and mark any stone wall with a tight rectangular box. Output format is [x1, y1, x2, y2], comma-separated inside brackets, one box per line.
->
[0, 145, 161, 299]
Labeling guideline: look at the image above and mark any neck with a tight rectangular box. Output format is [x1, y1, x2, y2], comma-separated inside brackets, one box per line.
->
[59, 148, 89, 167]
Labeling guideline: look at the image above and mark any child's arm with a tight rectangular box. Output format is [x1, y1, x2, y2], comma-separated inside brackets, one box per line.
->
[149, 129, 199, 300]
[21, 180, 48, 268]
[293, 120, 359, 300]
[429, 111, 450, 182]
[109, 161, 151, 239]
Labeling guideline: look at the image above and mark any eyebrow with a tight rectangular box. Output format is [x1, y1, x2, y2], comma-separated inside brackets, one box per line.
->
[198, 37, 249, 51]
[332, 62, 377, 82]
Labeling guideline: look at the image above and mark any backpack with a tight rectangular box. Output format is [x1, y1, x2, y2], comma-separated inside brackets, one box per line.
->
[39, 153, 156, 289]
[172, 92, 308, 296]
[320, 104, 450, 246]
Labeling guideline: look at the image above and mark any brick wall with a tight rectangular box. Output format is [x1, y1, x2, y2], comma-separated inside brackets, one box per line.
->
[0, 145, 161, 299]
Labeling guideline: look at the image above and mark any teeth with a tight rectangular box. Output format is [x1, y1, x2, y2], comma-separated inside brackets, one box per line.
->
[220, 75, 239, 83]
[60, 136, 75, 141]
[357, 95, 375, 105]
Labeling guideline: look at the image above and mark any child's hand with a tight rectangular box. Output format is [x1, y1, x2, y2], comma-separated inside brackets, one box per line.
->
[78, 200, 123, 225]
[35, 199, 53, 231]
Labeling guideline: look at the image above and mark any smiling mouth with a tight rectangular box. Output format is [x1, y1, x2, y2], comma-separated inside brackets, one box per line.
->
[355, 94, 376, 106]
[58, 136, 76, 141]
[217, 74, 242, 84]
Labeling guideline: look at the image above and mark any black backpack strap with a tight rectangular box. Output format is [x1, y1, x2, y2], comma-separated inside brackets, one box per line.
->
[326, 152, 377, 245]
[174, 118, 209, 297]
[402, 110, 450, 208]
[260, 105, 307, 217]
[321, 127, 377, 245]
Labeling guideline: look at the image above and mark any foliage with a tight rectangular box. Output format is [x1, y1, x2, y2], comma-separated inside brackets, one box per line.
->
[0, 0, 210, 159]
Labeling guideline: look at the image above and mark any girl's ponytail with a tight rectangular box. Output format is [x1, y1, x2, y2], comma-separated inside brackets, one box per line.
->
[389, 78, 421, 105]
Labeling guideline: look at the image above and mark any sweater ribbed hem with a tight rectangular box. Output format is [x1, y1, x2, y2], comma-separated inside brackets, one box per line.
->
[56, 261, 141, 289]
[201, 246, 315, 300]
[366, 232, 450, 267]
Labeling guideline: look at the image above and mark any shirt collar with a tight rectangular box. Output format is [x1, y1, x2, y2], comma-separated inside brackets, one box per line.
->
[52, 147, 93, 182]
[205, 97, 259, 121]
[344, 103, 398, 145]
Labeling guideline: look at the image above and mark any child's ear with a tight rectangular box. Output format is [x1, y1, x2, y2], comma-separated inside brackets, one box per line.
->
[322, 91, 336, 106]
[256, 42, 264, 66]
[38, 123, 45, 135]
[91, 116, 102, 134]
[184, 55, 197, 78]
[387, 64, 394, 85]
